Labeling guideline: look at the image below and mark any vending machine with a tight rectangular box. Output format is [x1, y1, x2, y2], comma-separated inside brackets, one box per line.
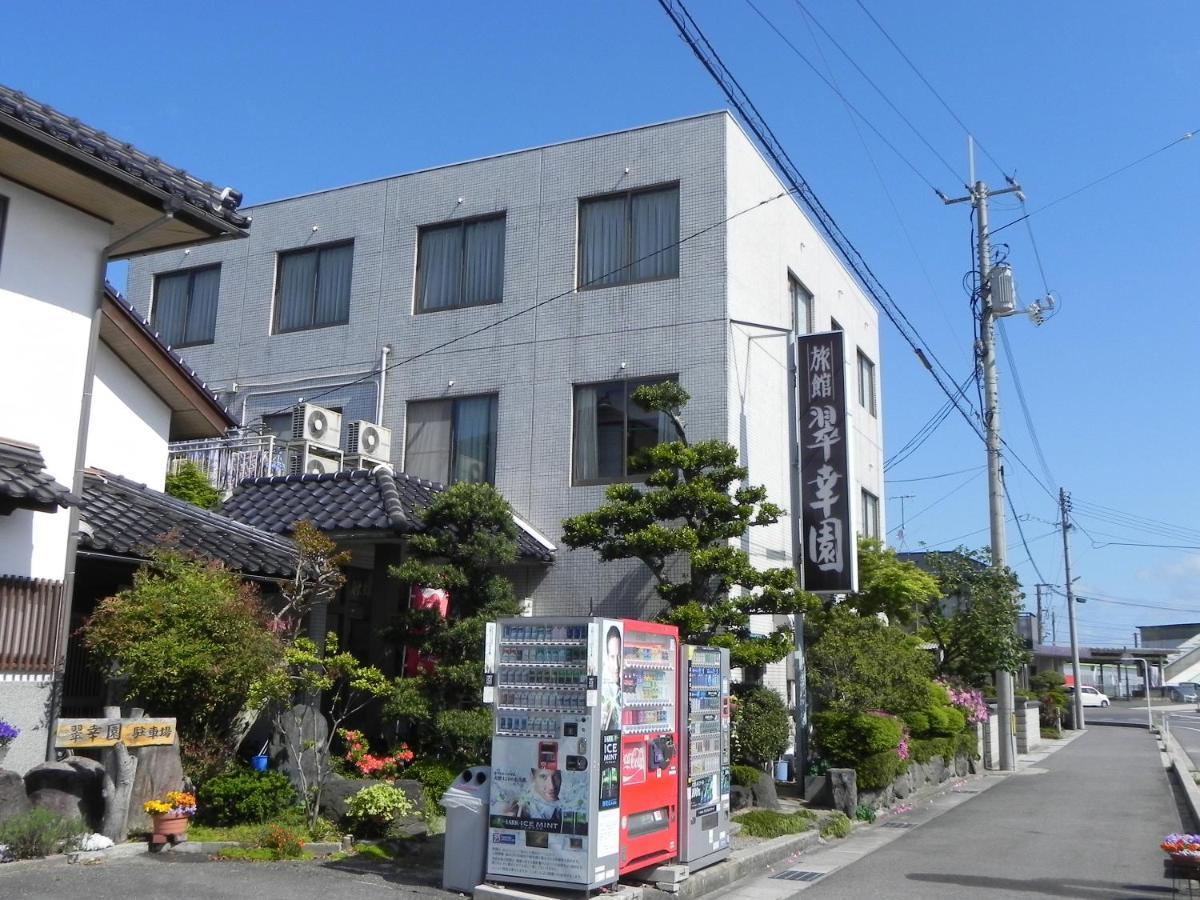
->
[482, 617, 679, 892]
[678, 644, 731, 871]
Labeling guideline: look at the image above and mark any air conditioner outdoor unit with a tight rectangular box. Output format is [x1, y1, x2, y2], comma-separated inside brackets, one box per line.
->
[292, 403, 342, 450]
[343, 455, 390, 471]
[289, 443, 342, 476]
[346, 420, 392, 461]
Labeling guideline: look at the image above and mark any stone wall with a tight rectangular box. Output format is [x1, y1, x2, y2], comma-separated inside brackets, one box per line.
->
[856, 753, 972, 811]
[1016, 701, 1043, 754]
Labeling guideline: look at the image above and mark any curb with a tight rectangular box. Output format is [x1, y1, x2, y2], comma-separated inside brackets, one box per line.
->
[0, 840, 147, 872]
[642, 829, 824, 900]
[1163, 729, 1200, 830]
[170, 840, 342, 857]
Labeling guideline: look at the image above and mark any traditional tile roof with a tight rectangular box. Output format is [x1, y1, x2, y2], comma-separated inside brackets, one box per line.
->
[223, 469, 555, 563]
[0, 84, 249, 230]
[79, 469, 295, 577]
[0, 439, 76, 513]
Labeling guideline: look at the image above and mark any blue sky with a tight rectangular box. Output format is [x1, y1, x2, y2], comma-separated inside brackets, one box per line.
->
[8, 1, 1198, 648]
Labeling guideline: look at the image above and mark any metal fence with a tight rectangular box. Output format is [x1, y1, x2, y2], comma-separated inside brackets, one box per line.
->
[168, 430, 287, 497]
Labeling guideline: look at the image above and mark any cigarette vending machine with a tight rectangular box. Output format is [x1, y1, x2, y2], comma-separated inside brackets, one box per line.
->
[482, 617, 679, 892]
[678, 644, 731, 871]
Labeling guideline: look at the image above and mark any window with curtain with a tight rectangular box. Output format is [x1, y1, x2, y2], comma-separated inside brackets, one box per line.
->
[857, 349, 877, 416]
[274, 241, 354, 333]
[861, 489, 880, 539]
[415, 214, 506, 312]
[572, 376, 678, 484]
[404, 394, 498, 485]
[579, 184, 679, 289]
[152, 265, 221, 347]
[790, 274, 814, 335]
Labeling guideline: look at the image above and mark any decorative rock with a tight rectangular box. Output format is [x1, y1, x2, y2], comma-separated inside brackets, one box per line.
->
[271, 704, 330, 794]
[730, 785, 752, 811]
[892, 767, 914, 799]
[127, 744, 185, 834]
[954, 754, 969, 777]
[804, 773, 832, 806]
[0, 768, 31, 824]
[318, 776, 423, 821]
[829, 768, 857, 818]
[78, 833, 114, 851]
[927, 756, 946, 785]
[751, 772, 779, 810]
[25, 757, 106, 830]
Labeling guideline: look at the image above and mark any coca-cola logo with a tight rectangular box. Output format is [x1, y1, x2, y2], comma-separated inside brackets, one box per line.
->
[622, 745, 646, 786]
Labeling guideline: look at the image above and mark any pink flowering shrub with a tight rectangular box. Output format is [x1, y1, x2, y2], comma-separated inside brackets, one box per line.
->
[939, 680, 989, 725]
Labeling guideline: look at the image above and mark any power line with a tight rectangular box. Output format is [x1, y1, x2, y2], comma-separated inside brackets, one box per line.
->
[886, 465, 985, 483]
[990, 127, 1198, 236]
[997, 320, 1056, 489]
[885, 469, 983, 535]
[262, 184, 799, 420]
[852, 0, 1010, 180]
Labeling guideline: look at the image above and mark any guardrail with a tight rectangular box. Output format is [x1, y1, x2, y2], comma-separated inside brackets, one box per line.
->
[1162, 714, 1200, 830]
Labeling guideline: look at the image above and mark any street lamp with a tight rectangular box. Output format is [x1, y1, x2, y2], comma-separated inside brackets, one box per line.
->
[1119, 656, 1154, 731]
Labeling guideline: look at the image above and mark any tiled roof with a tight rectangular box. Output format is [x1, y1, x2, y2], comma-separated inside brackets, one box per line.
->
[223, 469, 555, 563]
[0, 439, 76, 513]
[104, 283, 237, 428]
[79, 469, 295, 577]
[0, 84, 249, 230]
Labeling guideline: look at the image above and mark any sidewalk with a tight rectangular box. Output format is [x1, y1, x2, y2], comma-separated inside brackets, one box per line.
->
[717, 724, 1184, 899]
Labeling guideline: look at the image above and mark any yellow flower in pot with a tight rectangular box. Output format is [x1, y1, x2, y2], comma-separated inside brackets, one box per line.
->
[144, 790, 197, 839]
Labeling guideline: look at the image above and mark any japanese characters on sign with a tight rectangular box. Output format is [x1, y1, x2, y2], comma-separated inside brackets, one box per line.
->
[55, 718, 177, 749]
[796, 331, 857, 593]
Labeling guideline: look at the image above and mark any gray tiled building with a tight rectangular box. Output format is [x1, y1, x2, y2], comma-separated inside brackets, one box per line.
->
[127, 112, 885, 641]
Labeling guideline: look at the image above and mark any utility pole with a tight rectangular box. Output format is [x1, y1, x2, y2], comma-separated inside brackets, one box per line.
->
[942, 140, 1023, 771]
[891, 494, 915, 548]
[1060, 488, 1084, 729]
[1051, 605, 1057, 645]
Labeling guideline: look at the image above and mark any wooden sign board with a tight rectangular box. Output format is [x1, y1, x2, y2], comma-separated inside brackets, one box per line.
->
[55, 718, 177, 749]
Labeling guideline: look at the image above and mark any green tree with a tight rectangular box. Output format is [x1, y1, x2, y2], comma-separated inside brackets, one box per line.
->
[273, 520, 351, 642]
[731, 685, 792, 769]
[561, 382, 816, 669]
[807, 603, 934, 716]
[917, 548, 1028, 687]
[164, 461, 221, 510]
[385, 482, 522, 760]
[849, 537, 941, 626]
[249, 635, 391, 828]
[81, 548, 282, 778]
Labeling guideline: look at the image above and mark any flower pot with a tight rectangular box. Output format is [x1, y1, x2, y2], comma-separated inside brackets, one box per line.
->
[251, 754, 269, 772]
[152, 812, 191, 837]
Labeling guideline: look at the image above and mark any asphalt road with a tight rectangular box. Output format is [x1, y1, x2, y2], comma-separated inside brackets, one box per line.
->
[1164, 711, 1200, 770]
[749, 723, 1185, 899]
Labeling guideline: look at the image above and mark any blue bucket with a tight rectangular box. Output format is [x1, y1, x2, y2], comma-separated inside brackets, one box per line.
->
[774, 760, 790, 782]
[251, 754, 269, 773]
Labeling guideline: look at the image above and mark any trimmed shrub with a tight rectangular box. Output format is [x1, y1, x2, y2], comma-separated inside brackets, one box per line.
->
[407, 758, 462, 810]
[733, 809, 814, 838]
[197, 769, 300, 825]
[820, 811, 852, 839]
[854, 750, 906, 791]
[0, 809, 86, 860]
[953, 730, 979, 760]
[812, 711, 903, 768]
[344, 783, 417, 838]
[732, 686, 792, 768]
[908, 737, 953, 764]
[901, 710, 929, 735]
[731, 764, 764, 788]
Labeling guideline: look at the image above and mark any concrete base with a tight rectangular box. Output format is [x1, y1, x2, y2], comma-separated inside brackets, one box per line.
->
[475, 883, 643, 900]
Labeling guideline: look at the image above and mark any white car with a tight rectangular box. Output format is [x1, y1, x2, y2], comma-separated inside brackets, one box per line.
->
[1067, 685, 1111, 708]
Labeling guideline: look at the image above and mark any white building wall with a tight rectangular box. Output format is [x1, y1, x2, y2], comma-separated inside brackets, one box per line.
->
[86, 342, 173, 489]
[0, 175, 108, 580]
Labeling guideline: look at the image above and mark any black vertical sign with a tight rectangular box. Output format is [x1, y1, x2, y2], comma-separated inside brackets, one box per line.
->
[796, 331, 857, 593]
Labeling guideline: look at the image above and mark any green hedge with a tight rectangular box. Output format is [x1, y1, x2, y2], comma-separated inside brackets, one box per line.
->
[812, 711, 903, 767]
[731, 764, 763, 788]
[197, 769, 300, 826]
[854, 750, 906, 791]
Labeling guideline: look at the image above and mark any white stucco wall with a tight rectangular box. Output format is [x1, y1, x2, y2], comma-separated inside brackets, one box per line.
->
[86, 341, 172, 489]
[0, 175, 109, 580]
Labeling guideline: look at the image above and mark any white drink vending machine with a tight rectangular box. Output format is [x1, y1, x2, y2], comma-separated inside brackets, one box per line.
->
[482, 618, 680, 892]
[678, 644, 731, 871]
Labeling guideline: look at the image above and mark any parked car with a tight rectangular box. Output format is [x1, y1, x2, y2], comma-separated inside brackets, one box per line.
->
[1164, 682, 1200, 703]
[1066, 685, 1111, 708]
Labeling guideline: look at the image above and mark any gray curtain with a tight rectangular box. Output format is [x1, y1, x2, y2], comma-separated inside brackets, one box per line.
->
[183, 267, 220, 344]
[315, 243, 353, 325]
[580, 196, 627, 288]
[463, 217, 505, 305]
[417, 226, 463, 311]
[277, 251, 316, 332]
[631, 187, 679, 281]
[153, 272, 189, 346]
[452, 396, 496, 484]
[573, 386, 599, 482]
[404, 400, 452, 485]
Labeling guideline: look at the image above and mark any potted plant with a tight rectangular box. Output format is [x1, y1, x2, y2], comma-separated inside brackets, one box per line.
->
[1161, 833, 1200, 865]
[144, 790, 197, 839]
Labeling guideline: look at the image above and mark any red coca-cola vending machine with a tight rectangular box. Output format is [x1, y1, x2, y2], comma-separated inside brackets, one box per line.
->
[616, 619, 680, 875]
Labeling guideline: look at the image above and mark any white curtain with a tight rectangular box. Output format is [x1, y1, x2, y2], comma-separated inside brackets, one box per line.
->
[463, 217, 506, 305]
[417, 226, 463, 311]
[573, 386, 599, 482]
[315, 243, 353, 325]
[184, 268, 220, 344]
[153, 272, 189, 346]
[277, 250, 316, 332]
[580, 196, 627, 288]
[404, 400, 452, 485]
[452, 396, 496, 484]
[631, 187, 679, 281]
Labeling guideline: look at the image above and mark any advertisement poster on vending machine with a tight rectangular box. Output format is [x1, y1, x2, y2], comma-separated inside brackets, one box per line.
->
[489, 742, 591, 884]
[596, 620, 623, 858]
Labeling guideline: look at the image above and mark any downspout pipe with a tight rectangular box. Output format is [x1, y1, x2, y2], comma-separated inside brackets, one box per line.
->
[376, 344, 391, 425]
[45, 209, 177, 761]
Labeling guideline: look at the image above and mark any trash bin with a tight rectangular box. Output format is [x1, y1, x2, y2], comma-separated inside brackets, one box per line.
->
[774, 759, 790, 782]
[441, 765, 491, 893]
